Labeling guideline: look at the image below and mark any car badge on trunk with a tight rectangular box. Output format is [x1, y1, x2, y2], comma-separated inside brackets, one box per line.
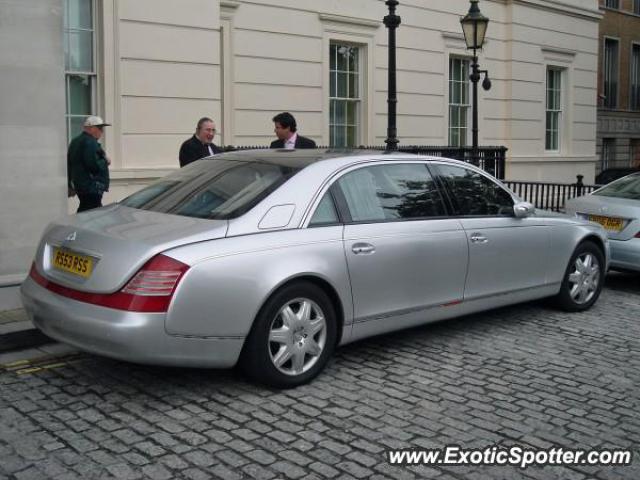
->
[600, 206, 608, 213]
[65, 231, 77, 241]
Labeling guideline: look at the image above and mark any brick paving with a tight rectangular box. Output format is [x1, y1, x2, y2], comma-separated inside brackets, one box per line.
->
[0, 273, 639, 479]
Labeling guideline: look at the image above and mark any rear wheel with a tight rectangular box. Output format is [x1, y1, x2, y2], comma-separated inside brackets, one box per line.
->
[240, 282, 337, 388]
[555, 241, 605, 312]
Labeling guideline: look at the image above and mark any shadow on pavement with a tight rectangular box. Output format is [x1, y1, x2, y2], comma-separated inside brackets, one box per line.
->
[605, 271, 640, 294]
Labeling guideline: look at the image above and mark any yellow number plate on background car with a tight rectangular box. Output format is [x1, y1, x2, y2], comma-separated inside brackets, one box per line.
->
[588, 214, 623, 232]
[52, 248, 94, 278]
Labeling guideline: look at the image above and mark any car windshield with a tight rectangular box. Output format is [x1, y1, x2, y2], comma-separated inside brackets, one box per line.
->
[593, 173, 640, 200]
[121, 159, 301, 219]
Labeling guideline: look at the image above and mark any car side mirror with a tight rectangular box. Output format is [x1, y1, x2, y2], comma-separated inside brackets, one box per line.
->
[513, 201, 535, 218]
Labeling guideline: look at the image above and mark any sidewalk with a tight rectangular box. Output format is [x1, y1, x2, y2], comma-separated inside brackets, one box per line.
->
[0, 308, 53, 354]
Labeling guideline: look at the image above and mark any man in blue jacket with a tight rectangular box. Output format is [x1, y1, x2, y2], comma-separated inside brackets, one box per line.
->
[67, 116, 111, 212]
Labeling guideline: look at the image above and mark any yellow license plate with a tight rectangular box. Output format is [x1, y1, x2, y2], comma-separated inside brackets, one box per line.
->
[588, 214, 623, 232]
[52, 248, 94, 278]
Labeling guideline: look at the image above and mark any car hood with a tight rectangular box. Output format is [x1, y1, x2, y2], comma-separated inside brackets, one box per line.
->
[34, 204, 228, 292]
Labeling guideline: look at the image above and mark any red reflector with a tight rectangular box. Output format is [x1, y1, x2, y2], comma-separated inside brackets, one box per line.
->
[29, 254, 189, 313]
[442, 299, 463, 307]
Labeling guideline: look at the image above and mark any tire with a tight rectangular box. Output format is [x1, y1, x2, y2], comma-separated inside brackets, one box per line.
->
[554, 241, 605, 312]
[240, 282, 337, 388]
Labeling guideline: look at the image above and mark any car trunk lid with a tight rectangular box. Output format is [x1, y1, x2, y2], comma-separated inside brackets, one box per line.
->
[570, 195, 640, 241]
[36, 205, 228, 293]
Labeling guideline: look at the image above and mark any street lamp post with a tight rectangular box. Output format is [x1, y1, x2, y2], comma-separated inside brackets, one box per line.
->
[460, 0, 491, 161]
[384, 0, 401, 152]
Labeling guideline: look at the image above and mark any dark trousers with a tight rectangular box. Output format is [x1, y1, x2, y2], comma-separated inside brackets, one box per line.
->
[77, 193, 103, 213]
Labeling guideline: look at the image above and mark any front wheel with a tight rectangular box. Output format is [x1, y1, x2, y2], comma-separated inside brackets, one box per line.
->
[240, 282, 337, 388]
[554, 241, 605, 312]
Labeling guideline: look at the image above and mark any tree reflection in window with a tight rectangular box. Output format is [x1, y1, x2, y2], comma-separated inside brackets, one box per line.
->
[338, 164, 447, 222]
[436, 164, 514, 216]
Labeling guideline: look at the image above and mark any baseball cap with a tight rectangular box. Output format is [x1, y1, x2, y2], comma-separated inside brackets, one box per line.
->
[84, 115, 111, 127]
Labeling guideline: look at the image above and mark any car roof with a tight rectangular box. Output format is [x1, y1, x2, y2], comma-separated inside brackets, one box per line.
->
[203, 148, 470, 170]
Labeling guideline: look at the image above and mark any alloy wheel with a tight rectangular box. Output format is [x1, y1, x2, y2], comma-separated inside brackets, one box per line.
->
[268, 297, 327, 376]
[567, 252, 600, 305]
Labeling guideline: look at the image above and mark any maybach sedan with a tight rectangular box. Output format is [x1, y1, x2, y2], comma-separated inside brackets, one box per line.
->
[22, 150, 609, 387]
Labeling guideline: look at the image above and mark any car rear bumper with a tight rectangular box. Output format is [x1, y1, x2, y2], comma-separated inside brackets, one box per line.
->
[20, 277, 244, 368]
[609, 238, 640, 272]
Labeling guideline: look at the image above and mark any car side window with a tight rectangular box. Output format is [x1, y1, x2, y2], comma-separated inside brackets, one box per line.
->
[436, 164, 514, 216]
[309, 192, 340, 226]
[336, 163, 446, 222]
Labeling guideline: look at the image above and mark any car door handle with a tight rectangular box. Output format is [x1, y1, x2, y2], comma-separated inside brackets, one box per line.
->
[470, 233, 488, 244]
[352, 243, 376, 254]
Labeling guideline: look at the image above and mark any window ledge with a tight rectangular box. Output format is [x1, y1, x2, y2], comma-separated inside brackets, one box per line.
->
[318, 13, 380, 29]
[220, 1, 240, 9]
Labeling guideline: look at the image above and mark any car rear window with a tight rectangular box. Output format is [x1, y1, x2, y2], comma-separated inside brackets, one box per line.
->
[593, 173, 640, 200]
[121, 159, 301, 219]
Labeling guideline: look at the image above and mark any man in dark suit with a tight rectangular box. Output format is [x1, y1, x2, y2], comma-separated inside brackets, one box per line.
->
[270, 112, 316, 149]
[179, 117, 222, 167]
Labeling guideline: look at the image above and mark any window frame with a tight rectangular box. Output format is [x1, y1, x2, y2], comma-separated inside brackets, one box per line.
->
[430, 162, 517, 218]
[64, 0, 98, 144]
[630, 139, 640, 168]
[448, 56, 471, 147]
[305, 161, 451, 227]
[631, 42, 640, 111]
[308, 186, 346, 227]
[545, 66, 563, 152]
[604, 0, 620, 9]
[329, 42, 362, 148]
[601, 138, 616, 170]
[603, 37, 620, 109]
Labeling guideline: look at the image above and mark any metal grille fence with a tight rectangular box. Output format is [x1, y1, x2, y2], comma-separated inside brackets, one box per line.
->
[223, 144, 508, 179]
[503, 175, 600, 212]
[222, 145, 596, 212]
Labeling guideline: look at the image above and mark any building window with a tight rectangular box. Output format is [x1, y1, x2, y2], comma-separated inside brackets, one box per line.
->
[631, 139, 640, 168]
[631, 44, 640, 111]
[64, 0, 96, 143]
[603, 38, 619, 109]
[330, 43, 360, 147]
[602, 138, 615, 170]
[448, 57, 470, 147]
[545, 67, 562, 151]
[634, 0, 640, 15]
[604, 0, 619, 8]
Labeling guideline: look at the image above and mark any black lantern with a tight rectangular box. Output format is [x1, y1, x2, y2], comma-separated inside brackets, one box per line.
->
[460, 0, 489, 51]
[460, 0, 491, 159]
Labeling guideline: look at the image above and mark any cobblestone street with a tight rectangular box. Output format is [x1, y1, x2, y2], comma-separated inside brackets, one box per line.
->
[1, 273, 639, 480]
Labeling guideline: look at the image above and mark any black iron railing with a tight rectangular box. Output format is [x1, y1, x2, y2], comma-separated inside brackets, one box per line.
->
[221, 145, 600, 211]
[503, 175, 600, 212]
[223, 145, 508, 179]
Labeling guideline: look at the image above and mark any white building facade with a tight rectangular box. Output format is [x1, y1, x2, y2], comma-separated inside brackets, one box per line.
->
[0, 0, 601, 310]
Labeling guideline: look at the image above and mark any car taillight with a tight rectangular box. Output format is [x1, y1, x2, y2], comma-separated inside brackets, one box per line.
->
[29, 254, 189, 313]
[122, 255, 188, 296]
[635, 231, 640, 238]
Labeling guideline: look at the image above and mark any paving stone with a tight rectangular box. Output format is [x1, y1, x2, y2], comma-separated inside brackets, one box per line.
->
[184, 449, 216, 468]
[141, 463, 173, 480]
[1, 285, 638, 480]
[246, 449, 277, 465]
[242, 462, 278, 480]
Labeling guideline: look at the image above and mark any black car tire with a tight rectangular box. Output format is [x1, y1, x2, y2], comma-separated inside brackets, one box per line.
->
[554, 241, 605, 312]
[240, 281, 337, 388]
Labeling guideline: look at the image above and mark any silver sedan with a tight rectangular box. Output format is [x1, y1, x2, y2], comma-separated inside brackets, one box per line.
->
[565, 172, 640, 273]
[22, 150, 609, 387]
